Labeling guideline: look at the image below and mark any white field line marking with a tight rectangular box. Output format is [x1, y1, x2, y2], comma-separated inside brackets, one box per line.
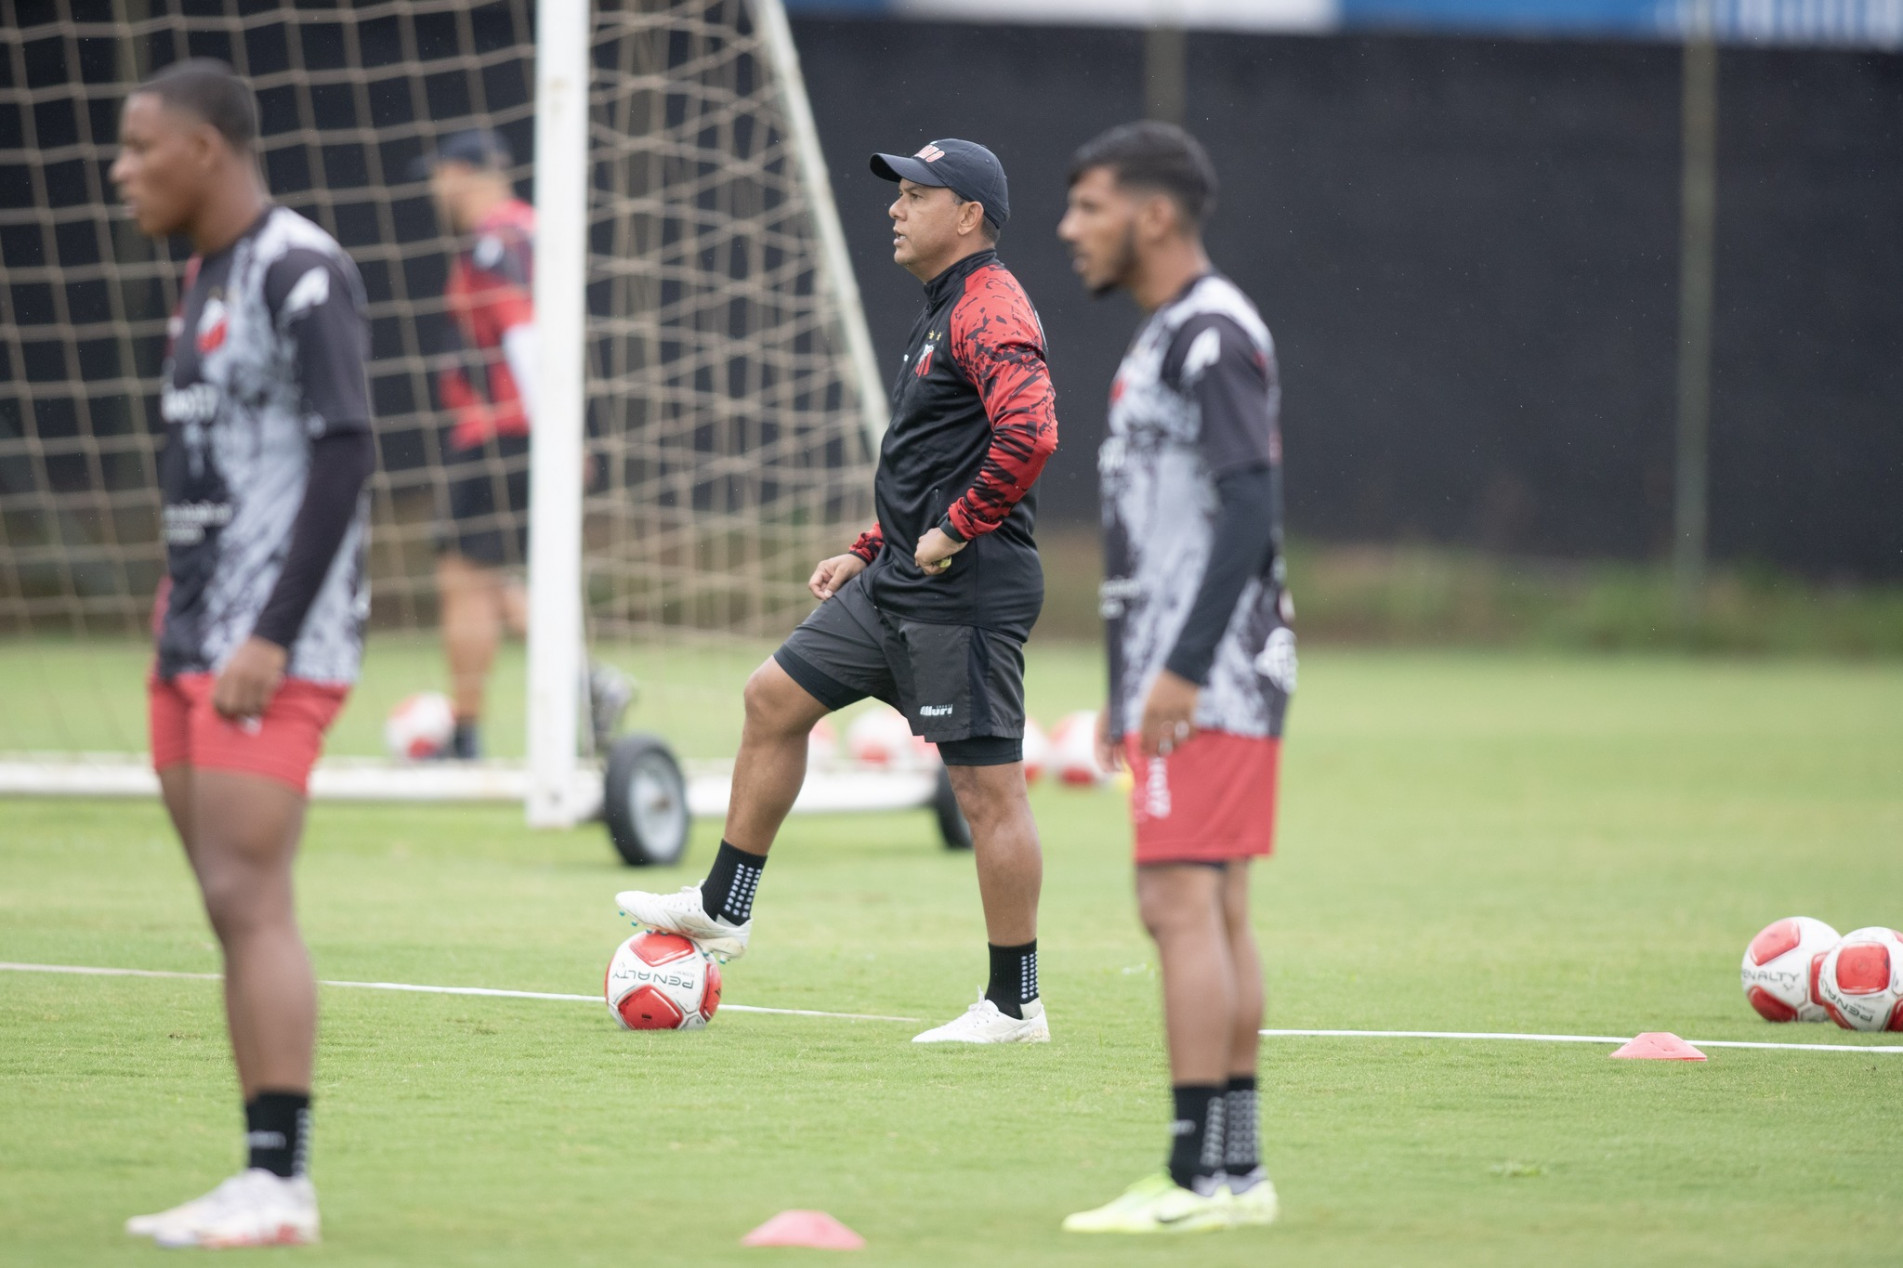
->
[1259, 1027, 1903, 1054]
[0, 961, 919, 1024]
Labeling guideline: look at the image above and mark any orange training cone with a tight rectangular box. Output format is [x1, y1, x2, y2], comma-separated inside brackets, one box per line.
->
[1610, 1032, 1707, 1061]
[741, 1210, 866, 1250]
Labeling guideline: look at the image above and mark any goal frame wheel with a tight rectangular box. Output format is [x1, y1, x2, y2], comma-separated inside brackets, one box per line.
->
[932, 765, 972, 851]
[604, 733, 691, 867]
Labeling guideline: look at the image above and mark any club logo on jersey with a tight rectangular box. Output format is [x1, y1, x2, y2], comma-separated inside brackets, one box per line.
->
[1182, 325, 1222, 382]
[914, 345, 935, 377]
[915, 143, 946, 163]
[196, 296, 229, 354]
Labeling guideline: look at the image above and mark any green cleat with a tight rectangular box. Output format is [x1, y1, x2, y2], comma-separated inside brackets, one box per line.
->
[1061, 1173, 1234, 1234]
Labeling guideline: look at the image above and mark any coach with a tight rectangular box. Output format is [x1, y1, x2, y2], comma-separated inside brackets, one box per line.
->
[616, 138, 1062, 1045]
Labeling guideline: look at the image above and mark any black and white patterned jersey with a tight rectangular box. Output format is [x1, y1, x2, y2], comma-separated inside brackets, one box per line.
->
[156, 207, 372, 683]
[1099, 273, 1294, 740]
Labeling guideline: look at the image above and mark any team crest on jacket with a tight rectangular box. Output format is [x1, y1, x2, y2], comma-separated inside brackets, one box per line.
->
[196, 296, 229, 354]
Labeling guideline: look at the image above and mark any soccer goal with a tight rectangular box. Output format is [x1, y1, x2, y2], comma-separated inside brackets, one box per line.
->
[0, 0, 924, 855]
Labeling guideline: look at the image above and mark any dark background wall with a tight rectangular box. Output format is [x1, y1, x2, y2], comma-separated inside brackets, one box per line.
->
[791, 19, 1903, 578]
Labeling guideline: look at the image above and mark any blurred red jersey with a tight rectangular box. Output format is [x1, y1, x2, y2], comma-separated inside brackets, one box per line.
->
[440, 198, 535, 449]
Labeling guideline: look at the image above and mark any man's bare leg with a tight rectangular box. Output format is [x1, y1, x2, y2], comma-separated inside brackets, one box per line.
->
[614, 657, 827, 957]
[131, 763, 319, 1242]
[1220, 861, 1263, 1076]
[1138, 864, 1235, 1085]
[946, 762, 1041, 946]
[500, 576, 528, 639]
[437, 552, 503, 731]
[1218, 861, 1271, 1202]
[722, 658, 830, 854]
[1135, 863, 1238, 1193]
[183, 769, 314, 1098]
[900, 760, 1048, 1040]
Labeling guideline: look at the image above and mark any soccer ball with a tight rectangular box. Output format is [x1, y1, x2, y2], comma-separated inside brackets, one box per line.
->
[1049, 709, 1107, 786]
[1739, 916, 1839, 1022]
[383, 691, 454, 761]
[604, 932, 722, 1031]
[807, 716, 839, 768]
[1021, 716, 1051, 785]
[1815, 926, 1903, 1032]
[846, 706, 913, 767]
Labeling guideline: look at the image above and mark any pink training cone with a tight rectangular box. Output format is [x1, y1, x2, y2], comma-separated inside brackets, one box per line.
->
[741, 1210, 866, 1250]
[1610, 1031, 1707, 1061]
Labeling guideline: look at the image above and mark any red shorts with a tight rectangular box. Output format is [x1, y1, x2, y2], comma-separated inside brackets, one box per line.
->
[148, 671, 349, 795]
[1125, 730, 1282, 866]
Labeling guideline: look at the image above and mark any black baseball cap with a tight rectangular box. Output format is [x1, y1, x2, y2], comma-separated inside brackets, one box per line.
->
[410, 128, 513, 180]
[871, 139, 1009, 231]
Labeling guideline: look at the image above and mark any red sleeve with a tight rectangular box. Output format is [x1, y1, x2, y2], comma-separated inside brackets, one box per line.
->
[461, 232, 534, 436]
[848, 521, 884, 563]
[439, 366, 497, 449]
[945, 267, 1059, 541]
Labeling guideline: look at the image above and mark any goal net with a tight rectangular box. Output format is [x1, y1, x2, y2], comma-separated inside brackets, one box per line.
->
[0, 0, 883, 816]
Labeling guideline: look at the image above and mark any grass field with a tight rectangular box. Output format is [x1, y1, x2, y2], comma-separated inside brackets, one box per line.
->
[4, 647, 1903, 1265]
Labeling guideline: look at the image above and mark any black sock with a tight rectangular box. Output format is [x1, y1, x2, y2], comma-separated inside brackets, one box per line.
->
[1167, 1085, 1226, 1193]
[984, 940, 1037, 1020]
[450, 720, 481, 760]
[700, 840, 766, 923]
[1224, 1075, 1260, 1179]
[245, 1090, 311, 1179]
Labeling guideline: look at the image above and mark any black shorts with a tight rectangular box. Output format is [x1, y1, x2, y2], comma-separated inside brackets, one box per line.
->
[437, 432, 530, 567]
[773, 573, 1026, 767]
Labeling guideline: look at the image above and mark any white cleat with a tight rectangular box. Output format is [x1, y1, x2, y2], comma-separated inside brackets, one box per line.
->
[912, 994, 1050, 1044]
[131, 1169, 319, 1248]
[126, 1180, 231, 1238]
[615, 884, 751, 962]
[1226, 1168, 1280, 1227]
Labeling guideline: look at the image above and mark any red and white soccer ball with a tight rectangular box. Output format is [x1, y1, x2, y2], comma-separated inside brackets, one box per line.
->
[807, 716, 839, 769]
[604, 932, 722, 1031]
[1815, 926, 1903, 1032]
[1021, 716, 1051, 785]
[846, 706, 916, 768]
[1049, 709, 1107, 786]
[1739, 916, 1838, 1023]
[383, 691, 455, 761]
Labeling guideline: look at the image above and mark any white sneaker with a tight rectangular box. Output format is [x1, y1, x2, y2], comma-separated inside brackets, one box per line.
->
[912, 994, 1050, 1044]
[615, 884, 751, 961]
[126, 1174, 239, 1238]
[132, 1169, 319, 1248]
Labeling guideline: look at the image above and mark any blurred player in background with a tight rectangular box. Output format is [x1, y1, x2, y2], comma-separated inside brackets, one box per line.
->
[419, 130, 627, 758]
[1058, 122, 1292, 1233]
[616, 138, 1061, 1043]
[419, 130, 533, 760]
[113, 59, 376, 1247]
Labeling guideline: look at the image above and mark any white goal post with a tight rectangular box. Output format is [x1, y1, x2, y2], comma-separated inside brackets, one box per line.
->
[0, 0, 891, 827]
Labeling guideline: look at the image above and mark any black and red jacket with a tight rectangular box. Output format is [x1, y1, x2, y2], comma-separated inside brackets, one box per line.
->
[849, 249, 1059, 641]
[440, 198, 535, 450]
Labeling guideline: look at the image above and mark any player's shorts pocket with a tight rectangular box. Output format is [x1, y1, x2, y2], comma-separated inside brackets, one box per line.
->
[894, 619, 1024, 745]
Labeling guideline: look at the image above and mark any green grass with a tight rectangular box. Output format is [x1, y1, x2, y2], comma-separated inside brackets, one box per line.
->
[3, 649, 1902, 1265]
[1034, 530, 1903, 656]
